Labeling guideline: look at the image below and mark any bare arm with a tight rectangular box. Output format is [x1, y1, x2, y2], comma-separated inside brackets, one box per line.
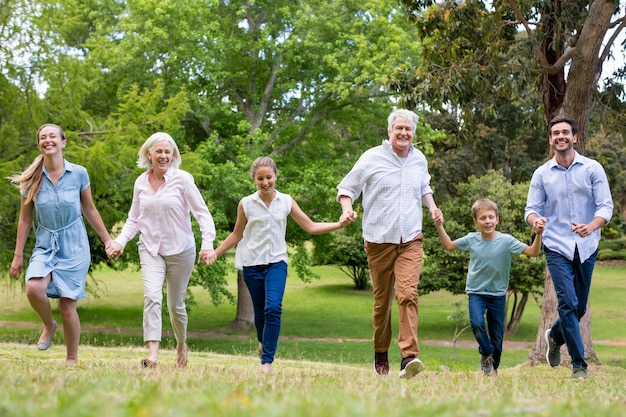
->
[338, 195, 358, 222]
[522, 217, 546, 257]
[422, 193, 439, 220]
[10, 197, 34, 279]
[80, 186, 113, 246]
[572, 216, 607, 238]
[291, 198, 351, 235]
[433, 208, 456, 251]
[207, 200, 248, 265]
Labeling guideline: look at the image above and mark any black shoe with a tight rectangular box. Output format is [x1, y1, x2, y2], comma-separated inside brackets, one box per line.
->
[399, 355, 424, 379]
[544, 328, 561, 367]
[373, 351, 389, 376]
[480, 354, 494, 375]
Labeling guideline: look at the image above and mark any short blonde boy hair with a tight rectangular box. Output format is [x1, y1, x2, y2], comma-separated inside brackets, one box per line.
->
[471, 198, 499, 219]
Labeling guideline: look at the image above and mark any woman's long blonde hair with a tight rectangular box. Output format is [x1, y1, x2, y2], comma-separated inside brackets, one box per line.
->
[7, 124, 66, 204]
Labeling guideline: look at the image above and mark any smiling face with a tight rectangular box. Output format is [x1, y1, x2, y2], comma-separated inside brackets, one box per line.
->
[549, 121, 577, 155]
[473, 208, 499, 239]
[253, 165, 277, 196]
[388, 116, 414, 157]
[148, 140, 173, 175]
[37, 125, 66, 156]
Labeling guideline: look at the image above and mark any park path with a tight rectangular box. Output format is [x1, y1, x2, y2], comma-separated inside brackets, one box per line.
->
[2, 321, 625, 349]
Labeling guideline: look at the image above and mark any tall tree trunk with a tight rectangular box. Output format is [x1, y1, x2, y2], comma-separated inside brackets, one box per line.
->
[505, 291, 528, 334]
[526, 268, 598, 365]
[227, 270, 254, 330]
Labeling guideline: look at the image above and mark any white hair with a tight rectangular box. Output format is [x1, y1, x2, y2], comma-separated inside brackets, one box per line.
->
[136, 132, 182, 169]
[387, 109, 419, 133]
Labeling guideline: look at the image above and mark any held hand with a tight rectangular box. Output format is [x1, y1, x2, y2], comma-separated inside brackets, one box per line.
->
[199, 249, 217, 266]
[339, 210, 357, 227]
[533, 217, 547, 234]
[106, 241, 124, 259]
[432, 208, 444, 226]
[572, 222, 592, 238]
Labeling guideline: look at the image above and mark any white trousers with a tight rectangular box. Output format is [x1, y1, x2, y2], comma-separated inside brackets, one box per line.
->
[139, 243, 196, 343]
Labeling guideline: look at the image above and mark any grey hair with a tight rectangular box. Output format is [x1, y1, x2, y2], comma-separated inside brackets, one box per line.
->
[137, 132, 182, 169]
[387, 109, 419, 133]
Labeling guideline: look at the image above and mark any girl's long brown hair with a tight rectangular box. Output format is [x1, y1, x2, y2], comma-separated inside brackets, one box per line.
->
[7, 124, 66, 204]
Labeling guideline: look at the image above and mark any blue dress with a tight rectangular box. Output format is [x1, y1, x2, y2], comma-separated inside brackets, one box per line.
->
[25, 160, 91, 300]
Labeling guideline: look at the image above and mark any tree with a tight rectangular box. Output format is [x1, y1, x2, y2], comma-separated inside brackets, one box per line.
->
[4, 0, 424, 328]
[314, 222, 371, 290]
[395, 0, 625, 365]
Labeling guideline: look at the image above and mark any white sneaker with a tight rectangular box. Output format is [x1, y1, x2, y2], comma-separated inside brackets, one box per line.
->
[399, 356, 424, 379]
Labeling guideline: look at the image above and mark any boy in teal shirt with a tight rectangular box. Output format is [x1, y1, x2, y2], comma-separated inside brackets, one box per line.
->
[434, 199, 545, 375]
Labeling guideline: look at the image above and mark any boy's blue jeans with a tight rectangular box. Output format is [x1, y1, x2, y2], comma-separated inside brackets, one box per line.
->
[468, 293, 506, 369]
[243, 261, 288, 365]
[544, 246, 596, 370]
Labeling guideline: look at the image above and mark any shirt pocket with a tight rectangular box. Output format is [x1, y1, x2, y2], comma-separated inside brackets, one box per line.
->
[62, 186, 80, 204]
[35, 185, 53, 205]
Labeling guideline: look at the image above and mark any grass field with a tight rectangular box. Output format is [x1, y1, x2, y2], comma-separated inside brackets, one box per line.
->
[0, 264, 625, 416]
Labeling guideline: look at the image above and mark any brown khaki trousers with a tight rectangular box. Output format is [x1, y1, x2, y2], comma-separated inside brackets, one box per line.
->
[365, 234, 423, 358]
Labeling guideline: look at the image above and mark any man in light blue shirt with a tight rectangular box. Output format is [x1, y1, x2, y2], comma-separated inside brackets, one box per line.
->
[337, 109, 439, 379]
[525, 114, 613, 380]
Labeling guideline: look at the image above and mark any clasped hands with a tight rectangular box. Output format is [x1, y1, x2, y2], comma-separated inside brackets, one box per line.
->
[105, 241, 218, 266]
[105, 241, 124, 259]
[198, 249, 217, 265]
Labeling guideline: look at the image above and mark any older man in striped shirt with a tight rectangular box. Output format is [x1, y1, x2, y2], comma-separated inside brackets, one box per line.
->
[337, 109, 440, 379]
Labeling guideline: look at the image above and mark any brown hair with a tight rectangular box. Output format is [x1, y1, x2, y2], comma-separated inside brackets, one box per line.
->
[7, 124, 66, 204]
[470, 198, 499, 219]
[249, 156, 278, 179]
[548, 114, 577, 136]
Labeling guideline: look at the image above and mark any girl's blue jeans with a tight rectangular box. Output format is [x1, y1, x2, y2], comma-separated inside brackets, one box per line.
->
[544, 246, 596, 370]
[243, 261, 288, 365]
[468, 293, 506, 369]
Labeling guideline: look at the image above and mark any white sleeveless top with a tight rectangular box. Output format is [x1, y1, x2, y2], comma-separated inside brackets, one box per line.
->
[235, 189, 292, 269]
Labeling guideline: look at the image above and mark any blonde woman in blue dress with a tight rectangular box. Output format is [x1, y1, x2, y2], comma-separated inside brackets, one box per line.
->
[9, 124, 114, 367]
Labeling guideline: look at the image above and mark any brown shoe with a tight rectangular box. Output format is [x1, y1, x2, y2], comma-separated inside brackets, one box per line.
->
[175, 343, 188, 369]
[141, 358, 157, 368]
[257, 342, 263, 360]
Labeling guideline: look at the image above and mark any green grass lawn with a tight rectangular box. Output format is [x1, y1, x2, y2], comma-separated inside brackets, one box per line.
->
[1, 264, 625, 417]
[1, 263, 625, 371]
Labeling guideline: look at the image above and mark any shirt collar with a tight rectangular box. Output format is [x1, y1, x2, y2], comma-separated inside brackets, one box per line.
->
[382, 139, 414, 157]
[548, 150, 584, 169]
[42, 159, 72, 175]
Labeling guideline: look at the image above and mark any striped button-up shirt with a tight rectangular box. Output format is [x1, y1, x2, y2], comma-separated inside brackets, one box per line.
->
[337, 140, 433, 244]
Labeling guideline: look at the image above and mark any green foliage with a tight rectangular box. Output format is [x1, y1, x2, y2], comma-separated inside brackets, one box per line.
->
[290, 243, 320, 283]
[314, 225, 370, 290]
[598, 238, 626, 261]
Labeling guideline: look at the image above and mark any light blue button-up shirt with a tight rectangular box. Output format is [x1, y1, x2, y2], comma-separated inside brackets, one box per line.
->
[525, 152, 613, 263]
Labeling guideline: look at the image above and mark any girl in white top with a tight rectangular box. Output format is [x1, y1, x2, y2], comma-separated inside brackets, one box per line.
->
[107, 132, 216, 369]
[208, 156, 354, 373]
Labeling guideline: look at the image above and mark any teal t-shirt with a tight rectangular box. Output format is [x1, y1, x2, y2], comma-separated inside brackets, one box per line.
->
[454, 232, 527, 296]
